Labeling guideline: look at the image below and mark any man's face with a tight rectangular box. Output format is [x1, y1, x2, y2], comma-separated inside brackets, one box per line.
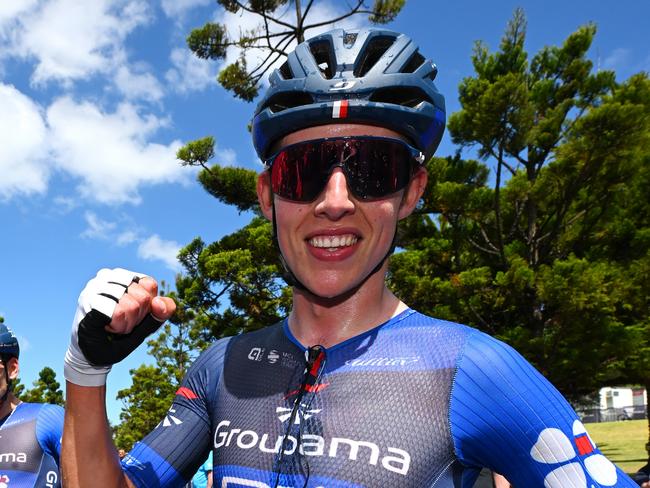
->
[257, 123, 427, 298]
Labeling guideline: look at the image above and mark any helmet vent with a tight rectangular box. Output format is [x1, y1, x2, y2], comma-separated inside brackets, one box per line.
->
[261, 91, 314, 113]
[309, 40, 335, 79]
[279, 61, 293, 80]
[369, 86, 431, 108]
[353, 35, 397, 77]
[401, 51, 425, 73]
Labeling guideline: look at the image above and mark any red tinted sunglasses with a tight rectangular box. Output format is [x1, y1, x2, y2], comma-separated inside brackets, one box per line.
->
[265, 136, 425, 202]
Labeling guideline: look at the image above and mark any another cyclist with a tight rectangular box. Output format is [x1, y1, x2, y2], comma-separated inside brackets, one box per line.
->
[62, 28, 640, 487]
[0, 323, 64, 487]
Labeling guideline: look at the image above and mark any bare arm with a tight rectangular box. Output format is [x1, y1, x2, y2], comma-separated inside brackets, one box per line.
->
[493, 473, 512, 488]
[207, 470, 213, 488]
[62, 383, 135, 488]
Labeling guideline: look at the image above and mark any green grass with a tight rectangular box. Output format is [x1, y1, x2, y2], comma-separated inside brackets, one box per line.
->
[587, 419, 648, 474]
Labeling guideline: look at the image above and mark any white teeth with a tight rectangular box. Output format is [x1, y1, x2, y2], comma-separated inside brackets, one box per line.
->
[309, 234, 358, 248]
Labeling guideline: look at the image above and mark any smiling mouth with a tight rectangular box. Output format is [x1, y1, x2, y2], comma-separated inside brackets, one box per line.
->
[308, 234, 359, 249]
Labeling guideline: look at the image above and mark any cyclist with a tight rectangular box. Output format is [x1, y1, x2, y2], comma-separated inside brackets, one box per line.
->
[62, 28, 640, 487]
[0, 323, 64, 487]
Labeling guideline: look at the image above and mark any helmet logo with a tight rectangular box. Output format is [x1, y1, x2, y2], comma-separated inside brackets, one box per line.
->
[332, 100, 349, 119]
[329, 80, 357, 91]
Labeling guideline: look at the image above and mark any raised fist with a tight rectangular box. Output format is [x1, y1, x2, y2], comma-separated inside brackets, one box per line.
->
[64, 268, 176, 386]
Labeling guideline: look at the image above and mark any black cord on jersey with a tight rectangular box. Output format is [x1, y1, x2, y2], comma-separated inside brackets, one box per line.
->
[273, 345, 327, 488]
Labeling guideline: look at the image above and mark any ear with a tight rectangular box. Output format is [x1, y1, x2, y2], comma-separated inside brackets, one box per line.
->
[398, 167, 428, 220]
[257, 171, 274, 221]
[6, 357, 19, 381]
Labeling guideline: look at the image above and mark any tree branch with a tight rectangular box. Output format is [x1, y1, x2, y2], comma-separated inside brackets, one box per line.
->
[302, 0, 370, 31]
[247, 33, 295, 81]
[233, 0, 297, 30]
[494, 144, 507, 263]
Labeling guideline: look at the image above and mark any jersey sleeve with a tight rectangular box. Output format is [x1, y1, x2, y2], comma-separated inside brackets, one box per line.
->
[449, 330, 638, 488]
[123, 337, 231, 488]
[35, 403, 65, 464]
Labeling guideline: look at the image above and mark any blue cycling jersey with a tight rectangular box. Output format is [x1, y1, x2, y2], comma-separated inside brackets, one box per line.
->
[123, 309, 637, 487]
[0, 402, 63, 487]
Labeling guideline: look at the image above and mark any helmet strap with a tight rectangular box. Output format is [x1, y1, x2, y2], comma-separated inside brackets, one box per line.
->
[0, 357, 10, 405]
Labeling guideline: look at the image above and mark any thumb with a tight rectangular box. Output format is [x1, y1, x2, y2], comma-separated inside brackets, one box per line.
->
[151, 296, 176, 322]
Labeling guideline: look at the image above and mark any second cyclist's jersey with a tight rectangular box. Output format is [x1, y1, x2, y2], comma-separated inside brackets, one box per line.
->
[0, 402, 63, 487]
[123, 310, 637, 487]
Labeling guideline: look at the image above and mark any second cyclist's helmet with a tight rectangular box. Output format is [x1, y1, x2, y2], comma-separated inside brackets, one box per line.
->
[252, 28, 445, 160]
[0, 324, 19, 360]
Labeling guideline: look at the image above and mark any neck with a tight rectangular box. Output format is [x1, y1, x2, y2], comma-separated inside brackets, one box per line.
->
[288, 269, 407, 348]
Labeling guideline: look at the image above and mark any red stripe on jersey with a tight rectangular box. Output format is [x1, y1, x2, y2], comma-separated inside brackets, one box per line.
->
[176, 386, 198, 399]
[283, 382, 330, 399]
[575, 434, 594, 456]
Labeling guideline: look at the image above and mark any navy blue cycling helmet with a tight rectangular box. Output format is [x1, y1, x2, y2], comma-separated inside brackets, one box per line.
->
[252, 28, 445, 159]
[0, 323, 19, 360]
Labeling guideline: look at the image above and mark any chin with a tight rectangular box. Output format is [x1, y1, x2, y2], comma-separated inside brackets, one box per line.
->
[299, 272, 364, 300]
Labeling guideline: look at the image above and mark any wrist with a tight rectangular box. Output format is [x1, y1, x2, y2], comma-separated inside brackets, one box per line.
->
[64, 347, 111, 387]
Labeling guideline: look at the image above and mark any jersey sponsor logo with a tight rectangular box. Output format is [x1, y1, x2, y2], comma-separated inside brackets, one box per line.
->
[248, 348, 299, 369]
[276, 405, 321, 424]
[156, 407, 183, 428]
[46, 470, 58, 488]
[530, 420, 617, 487]
[267, 350, 280, 364]
[0, 474, 9, 488]
[213, 420, 411, 476]
[0, 451, 27, 463]
[248, 347, 265, 361]
[280, 352, 299, 369]
[344, 356, 420, 367]
[123, 454, 147, 471]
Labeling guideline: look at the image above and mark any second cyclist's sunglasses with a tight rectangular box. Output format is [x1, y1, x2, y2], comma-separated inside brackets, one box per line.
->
[264, 136, 425, 202]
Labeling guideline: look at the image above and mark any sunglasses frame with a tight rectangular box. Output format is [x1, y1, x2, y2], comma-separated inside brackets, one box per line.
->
[264, 136, 426, 202]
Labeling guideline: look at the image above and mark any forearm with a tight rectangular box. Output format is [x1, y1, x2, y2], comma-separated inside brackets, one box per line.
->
[62, 382, 134, 488]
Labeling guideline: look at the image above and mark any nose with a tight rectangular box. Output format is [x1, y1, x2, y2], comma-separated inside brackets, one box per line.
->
[314, 168, 355, 219]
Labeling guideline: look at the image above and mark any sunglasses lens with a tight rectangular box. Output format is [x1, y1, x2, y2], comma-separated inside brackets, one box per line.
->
[270, 138, 417, 202]
[347, 140, 413, 198]
[271, 143, 326, 201]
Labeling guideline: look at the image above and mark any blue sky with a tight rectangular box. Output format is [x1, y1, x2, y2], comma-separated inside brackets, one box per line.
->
[1, 0, 648, 424]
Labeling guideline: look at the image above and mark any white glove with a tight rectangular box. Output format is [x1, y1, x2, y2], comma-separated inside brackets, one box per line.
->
[64, 268, 154, 387]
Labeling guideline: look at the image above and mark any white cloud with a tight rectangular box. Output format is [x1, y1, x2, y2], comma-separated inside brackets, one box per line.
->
[8, 0, 152, 85]
[138, 234, 182, 271]
[81, 211, 117, 239]
[166, 47, 217, 94]
[0, 83, 50, 200]
[161, 0, 211, 19]
[117, 230, 139, 246]
[0, 0, 38, 32]
[215, 147, 238, 166]
[603, 48, 630, 71]
[78, 212, 180, 269]
[52, 196, 78, 213]
[115, 65, 165, 103]
[47, 96, 187, 204]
